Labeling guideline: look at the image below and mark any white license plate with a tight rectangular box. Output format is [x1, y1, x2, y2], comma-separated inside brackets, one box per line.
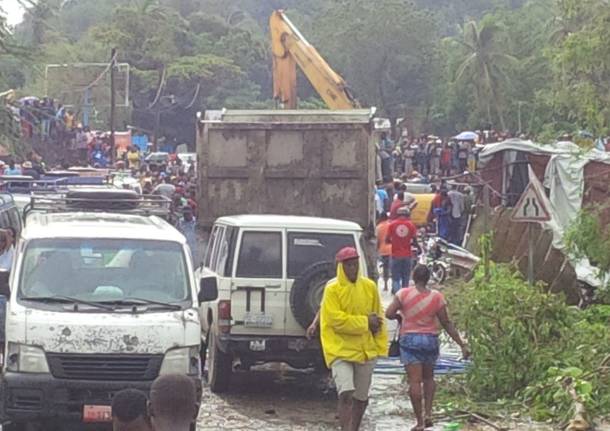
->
[249, 340, 266, 351]
[244, 313, 273, 328]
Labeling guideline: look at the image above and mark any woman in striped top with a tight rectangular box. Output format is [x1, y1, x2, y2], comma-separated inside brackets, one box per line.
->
[385, 265, 469, 431]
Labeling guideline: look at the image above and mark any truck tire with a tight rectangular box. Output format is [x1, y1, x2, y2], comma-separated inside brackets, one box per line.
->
[290, 261, 335, 329]
[206, 331, 232, 393]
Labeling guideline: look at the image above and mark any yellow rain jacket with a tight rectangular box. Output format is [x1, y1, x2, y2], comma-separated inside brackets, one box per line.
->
[319, 263, 388, 367]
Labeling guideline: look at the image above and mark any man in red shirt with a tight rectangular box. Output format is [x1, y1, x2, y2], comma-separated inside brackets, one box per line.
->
[386, 206, 418, 294]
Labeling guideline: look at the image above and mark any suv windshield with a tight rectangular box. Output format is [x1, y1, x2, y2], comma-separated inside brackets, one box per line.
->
[19, 239, 190, 306]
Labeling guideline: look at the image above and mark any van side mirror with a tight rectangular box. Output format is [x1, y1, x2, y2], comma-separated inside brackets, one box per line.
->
[0, 271, 9, 297]
[198, 277, 218, 303]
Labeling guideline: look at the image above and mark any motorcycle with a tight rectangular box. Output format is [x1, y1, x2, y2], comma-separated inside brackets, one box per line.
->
[418, 236, 451, 284]
[417, 233, 481, 283]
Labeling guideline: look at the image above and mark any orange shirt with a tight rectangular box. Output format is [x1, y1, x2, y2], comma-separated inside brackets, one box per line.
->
[397, 287, 446, 335]
[376, 220, 392, 256]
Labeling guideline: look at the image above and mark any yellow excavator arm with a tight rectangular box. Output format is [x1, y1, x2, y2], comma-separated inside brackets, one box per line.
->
[270, 10, 360, 110]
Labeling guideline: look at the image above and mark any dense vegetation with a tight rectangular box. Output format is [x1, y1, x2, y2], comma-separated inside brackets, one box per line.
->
[447, 264, 610, 426]
[2, 0, 610, 145]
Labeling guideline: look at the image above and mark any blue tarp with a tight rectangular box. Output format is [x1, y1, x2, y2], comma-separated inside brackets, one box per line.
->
[375, 356, 469, 375]
[132, 134, 149, 152]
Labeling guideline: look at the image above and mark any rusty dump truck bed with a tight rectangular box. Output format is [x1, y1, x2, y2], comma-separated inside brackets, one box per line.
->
[196, 109, 377, 230]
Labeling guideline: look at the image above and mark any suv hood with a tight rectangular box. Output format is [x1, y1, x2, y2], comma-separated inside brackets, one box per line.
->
[20, 308, 200, 354]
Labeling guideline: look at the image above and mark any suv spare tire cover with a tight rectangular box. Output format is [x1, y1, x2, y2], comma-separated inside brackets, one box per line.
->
[290, 261, 335, 329]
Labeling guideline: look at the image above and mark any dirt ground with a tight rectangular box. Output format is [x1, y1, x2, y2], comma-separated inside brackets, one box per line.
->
[194, 365, 560, 431]
[195, 286, 558, 431]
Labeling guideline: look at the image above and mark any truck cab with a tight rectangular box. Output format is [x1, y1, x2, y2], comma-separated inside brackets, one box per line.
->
[197, 214, 368, 393]
[0, 190, 203, 430]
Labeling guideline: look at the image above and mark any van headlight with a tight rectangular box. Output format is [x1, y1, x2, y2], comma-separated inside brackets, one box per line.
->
[159, 346, 200, 376]
[6, 343, 50, 373]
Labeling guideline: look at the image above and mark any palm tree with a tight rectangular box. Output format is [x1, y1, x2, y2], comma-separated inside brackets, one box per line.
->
[454, 20, 518, 130]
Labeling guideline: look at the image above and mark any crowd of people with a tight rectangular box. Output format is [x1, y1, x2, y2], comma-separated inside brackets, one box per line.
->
[15, 97, 76, 145]
[375, 178, 475, 247]
[0, 148, 199, 262]
[377, 129, 516, 183]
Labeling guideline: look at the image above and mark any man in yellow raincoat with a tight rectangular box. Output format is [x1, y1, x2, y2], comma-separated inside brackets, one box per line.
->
[320, 247, 388, 431]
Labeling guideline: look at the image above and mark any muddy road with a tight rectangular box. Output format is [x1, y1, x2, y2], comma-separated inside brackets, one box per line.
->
[194, 365, 555, 431]
[194, 285, 553, 431]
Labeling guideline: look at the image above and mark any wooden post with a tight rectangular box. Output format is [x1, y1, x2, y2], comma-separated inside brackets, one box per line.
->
[153, 107, 161, 152]
[528, 223, 535, 286]
[109, 48, 117, 164]
[482, 184, 491, 279]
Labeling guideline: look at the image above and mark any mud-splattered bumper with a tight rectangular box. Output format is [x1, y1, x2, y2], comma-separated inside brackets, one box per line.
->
[220, 335, 325, 369]
[0, 372, 202, 424]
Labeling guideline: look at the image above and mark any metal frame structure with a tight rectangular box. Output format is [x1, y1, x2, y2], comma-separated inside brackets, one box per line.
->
[44, 62, 131, 108]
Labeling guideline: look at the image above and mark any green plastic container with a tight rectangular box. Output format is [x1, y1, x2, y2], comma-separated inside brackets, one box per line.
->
[443, 423, 462, 431]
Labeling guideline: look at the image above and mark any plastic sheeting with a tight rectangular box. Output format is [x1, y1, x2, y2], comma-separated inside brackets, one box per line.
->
[479, 140, 610, 287]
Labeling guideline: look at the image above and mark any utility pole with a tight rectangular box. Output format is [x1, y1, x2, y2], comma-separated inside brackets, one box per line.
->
[517, 101, 524, 134]
[153, 106, 161, 152]
[109, 48, 117, 164]
[482, 184, 491, 280]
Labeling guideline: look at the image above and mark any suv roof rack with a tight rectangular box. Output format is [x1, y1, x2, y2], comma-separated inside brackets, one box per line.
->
[24, 188, 172, 220]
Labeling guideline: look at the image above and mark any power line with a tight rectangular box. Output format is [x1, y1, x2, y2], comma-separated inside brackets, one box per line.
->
[183, 83, 201, 110]
[147, 66, 167, 109]
[80, 51, 118, 92]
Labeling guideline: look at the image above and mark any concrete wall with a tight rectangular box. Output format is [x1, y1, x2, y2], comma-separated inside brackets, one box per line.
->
[197, 113, 375, 231]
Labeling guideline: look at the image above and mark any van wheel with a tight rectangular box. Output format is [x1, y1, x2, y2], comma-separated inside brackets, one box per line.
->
[290, 262, 335, 329]
[207, 331, 232, 393]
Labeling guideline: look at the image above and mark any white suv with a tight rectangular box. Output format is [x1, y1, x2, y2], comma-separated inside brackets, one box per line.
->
[197, 215, 370, 393]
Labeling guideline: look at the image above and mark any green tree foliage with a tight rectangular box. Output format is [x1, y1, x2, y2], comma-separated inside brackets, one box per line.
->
[6, 0, 610, 144]
[565, 205, 610, 302]
[451, 264, 610, 423]
[452, 19, 518, 130]
[313, 0, 439, 123]
[545, 0, 610, 135]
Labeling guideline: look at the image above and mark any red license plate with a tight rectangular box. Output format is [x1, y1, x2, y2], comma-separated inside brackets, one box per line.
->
[83, 405, 112, 423]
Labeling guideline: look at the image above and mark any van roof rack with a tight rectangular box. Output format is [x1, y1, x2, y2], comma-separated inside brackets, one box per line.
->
[0, 176, 110, 194]
[24, 189, 172, 220]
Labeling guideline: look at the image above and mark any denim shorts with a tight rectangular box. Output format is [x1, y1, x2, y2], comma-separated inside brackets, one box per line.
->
[399, 333, 440, 365]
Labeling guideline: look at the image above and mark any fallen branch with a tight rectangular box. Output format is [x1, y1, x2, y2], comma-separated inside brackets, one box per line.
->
[455, 409, 509, 431]
[563, 377, 590, 431]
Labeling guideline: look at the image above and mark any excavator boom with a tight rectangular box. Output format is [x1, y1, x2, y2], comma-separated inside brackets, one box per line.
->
[270, 10, 359, 110]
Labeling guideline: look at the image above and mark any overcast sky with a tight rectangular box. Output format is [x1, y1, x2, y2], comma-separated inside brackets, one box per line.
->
[2, 0, 25, 26]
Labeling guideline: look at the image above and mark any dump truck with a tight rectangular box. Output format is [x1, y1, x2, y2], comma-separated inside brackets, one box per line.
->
[196, 108, 377, 232]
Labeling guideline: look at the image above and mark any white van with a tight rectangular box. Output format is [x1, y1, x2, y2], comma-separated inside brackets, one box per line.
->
[0, 190, 206, 431]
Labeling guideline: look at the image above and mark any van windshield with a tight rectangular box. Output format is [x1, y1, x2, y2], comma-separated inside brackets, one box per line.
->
[18, 239, 191, 306]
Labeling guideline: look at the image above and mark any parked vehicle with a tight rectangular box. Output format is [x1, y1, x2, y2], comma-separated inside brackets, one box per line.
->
[197, 214, 370, 393]
[417, 235, 480, 283]
[0, 189, 202, 431]
[196, 109, 376, 230]
[418, 236, 451, 284]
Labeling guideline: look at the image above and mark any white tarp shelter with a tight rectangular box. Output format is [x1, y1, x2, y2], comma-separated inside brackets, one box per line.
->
[479, 139, 610, 287]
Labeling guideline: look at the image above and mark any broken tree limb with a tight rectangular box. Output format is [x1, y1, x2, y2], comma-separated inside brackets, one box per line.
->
[563, 377, 590, 431]
[455, 409, 508, 431]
